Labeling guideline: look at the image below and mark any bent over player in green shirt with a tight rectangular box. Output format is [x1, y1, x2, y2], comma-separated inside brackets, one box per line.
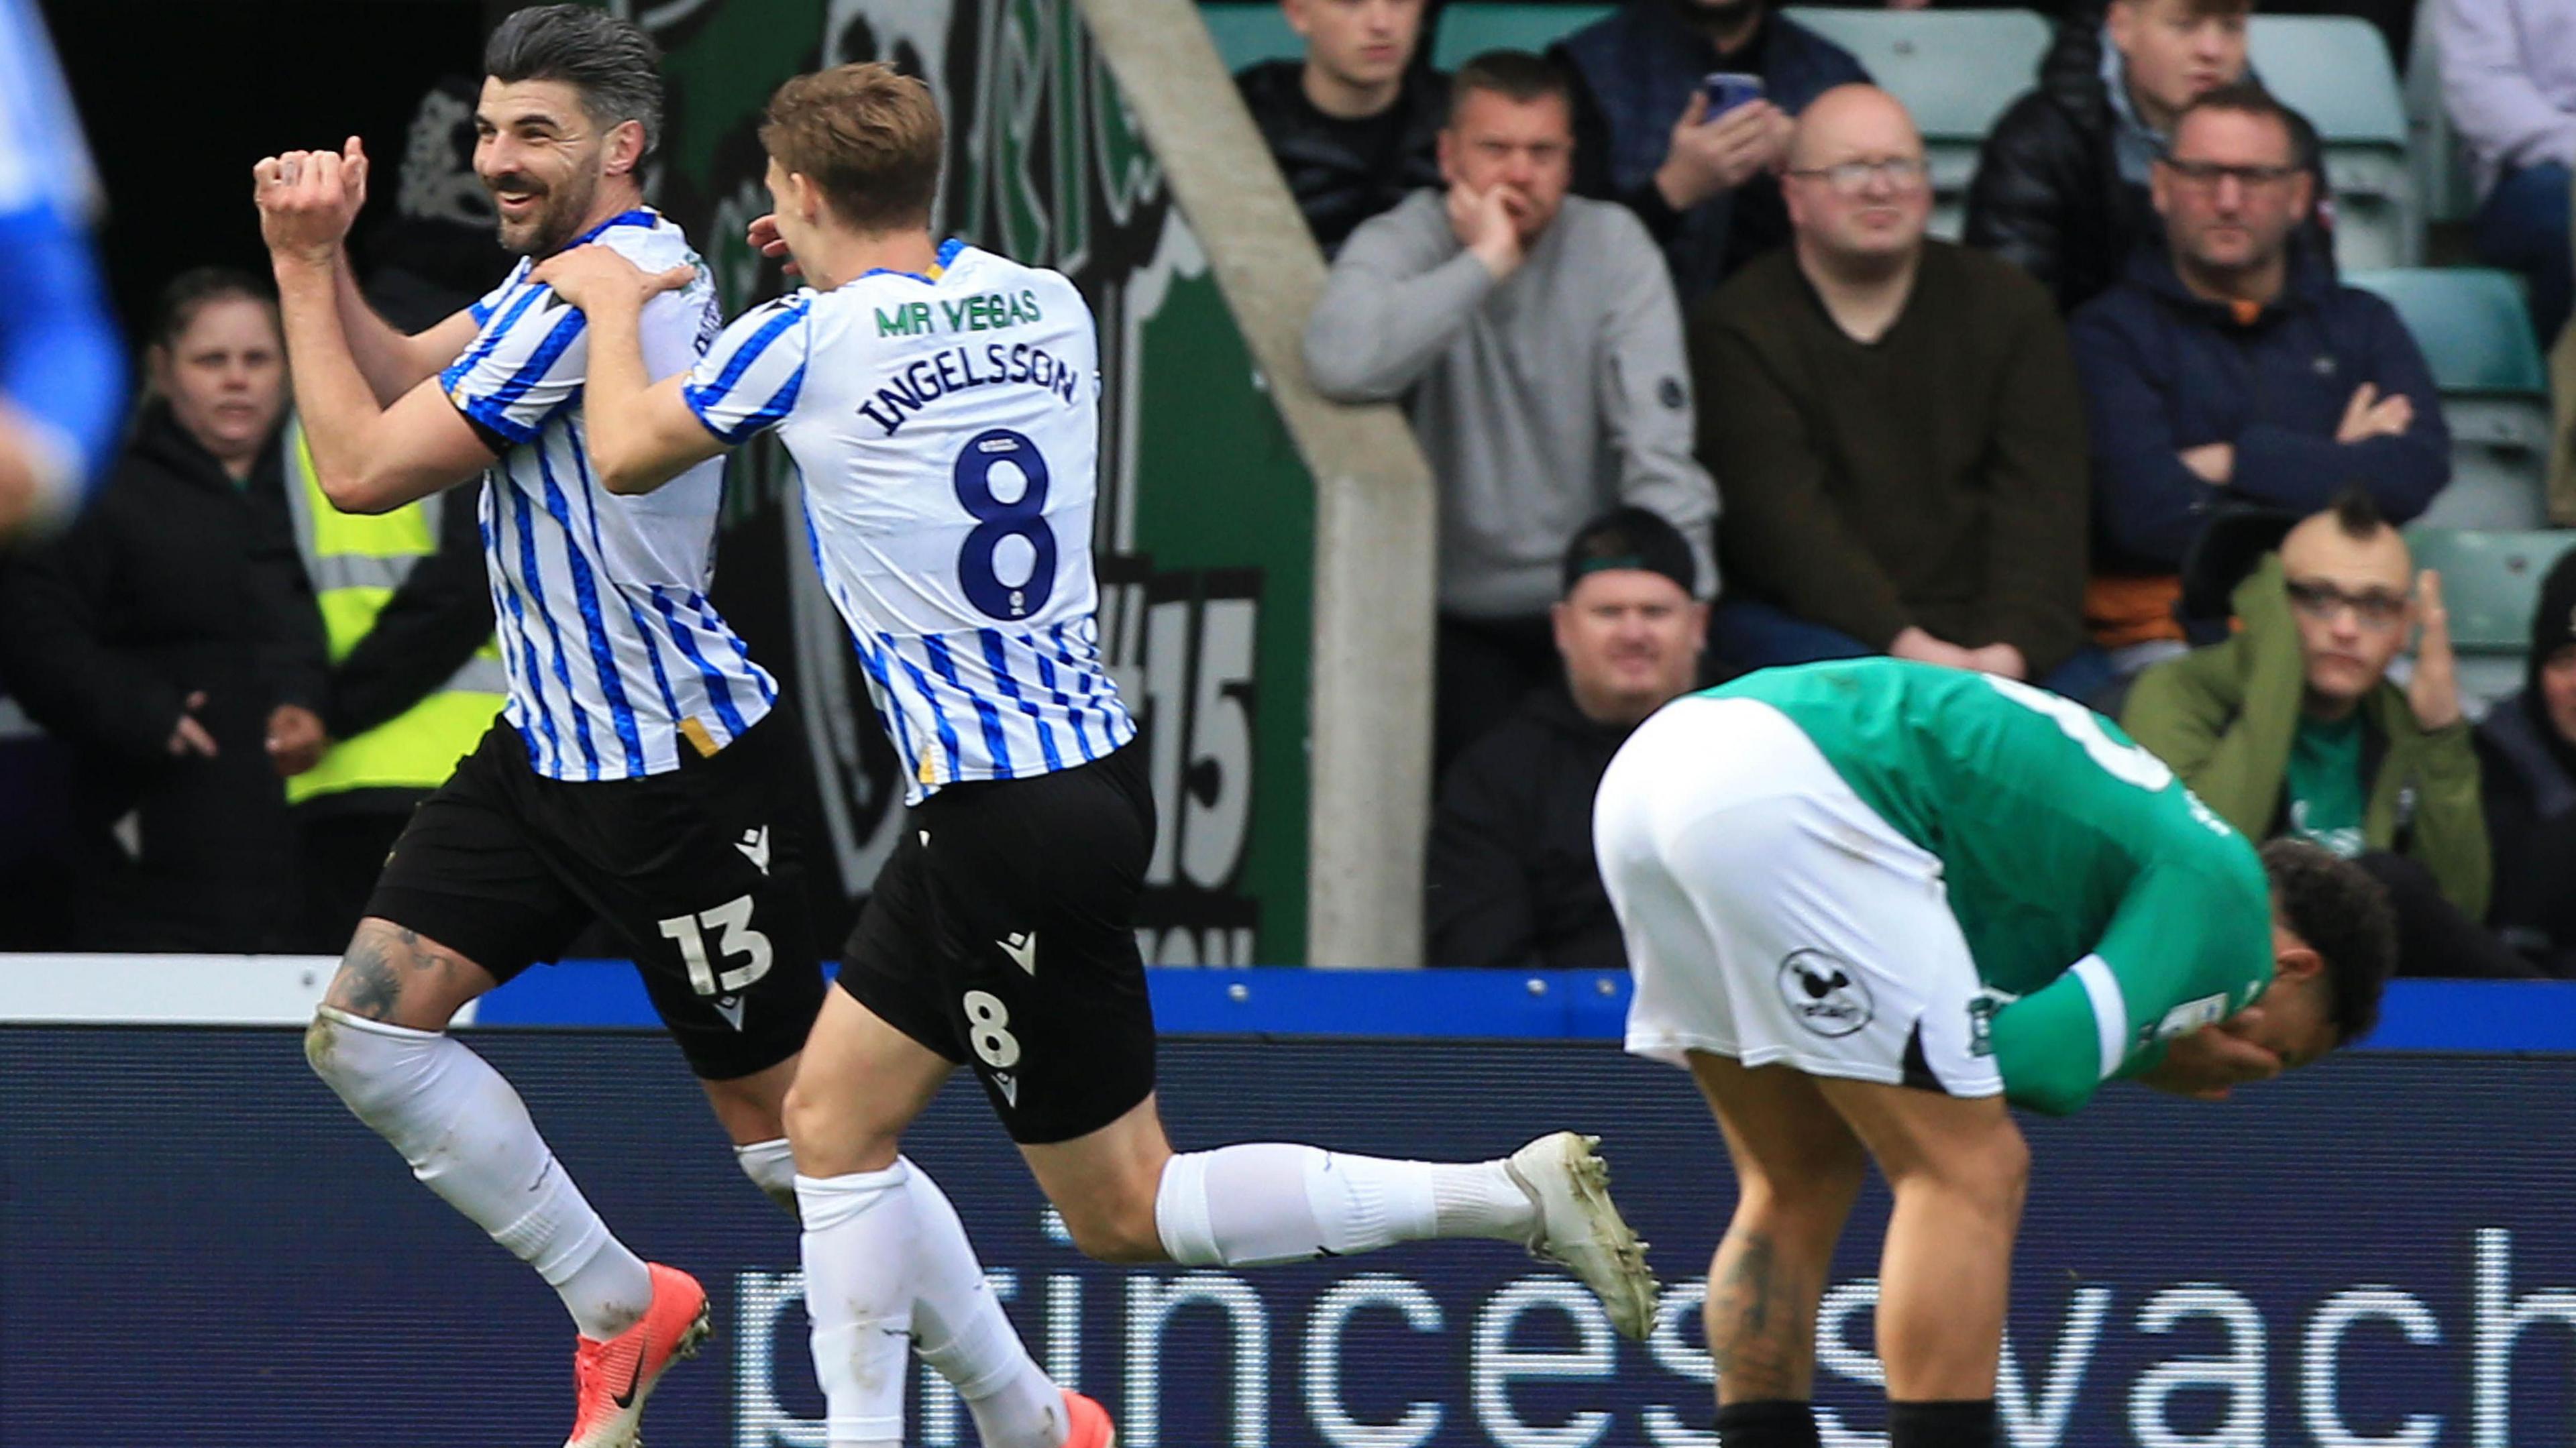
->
[1593, 658, 2398, 1448]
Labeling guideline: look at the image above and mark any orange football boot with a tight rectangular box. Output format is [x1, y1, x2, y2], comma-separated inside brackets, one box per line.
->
[564, 1263, 712, 1448]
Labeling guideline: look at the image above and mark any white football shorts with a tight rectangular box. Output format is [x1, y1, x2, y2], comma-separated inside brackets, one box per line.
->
[1595, 693, 2001, 1096]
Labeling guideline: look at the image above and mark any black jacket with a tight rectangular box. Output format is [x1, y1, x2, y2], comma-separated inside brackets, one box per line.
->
[1425, 685, 1634, 971]
[1962, 1, 2336, 315]
[2070, 243, 2447, 576]
[0, 402, 316, 950]
[1236, 60, 1449, 258]
[2477, 691, 2576, 978]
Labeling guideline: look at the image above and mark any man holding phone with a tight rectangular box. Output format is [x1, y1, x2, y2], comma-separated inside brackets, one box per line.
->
[1552, 0, 1869, 305]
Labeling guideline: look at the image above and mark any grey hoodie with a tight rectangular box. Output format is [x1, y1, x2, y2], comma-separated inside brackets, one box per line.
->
[1303, 188, 1719, 618]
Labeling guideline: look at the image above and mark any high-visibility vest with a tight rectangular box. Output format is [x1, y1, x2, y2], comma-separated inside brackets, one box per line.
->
[281, 416, 506, 803]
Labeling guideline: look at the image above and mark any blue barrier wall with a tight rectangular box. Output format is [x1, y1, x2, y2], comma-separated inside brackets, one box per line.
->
[9, 1018, 2576, 1447]
[475, 964, 2576, 1050]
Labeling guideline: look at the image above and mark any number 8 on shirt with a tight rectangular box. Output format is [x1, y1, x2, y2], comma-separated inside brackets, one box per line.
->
[682, 237, 1148, 1141]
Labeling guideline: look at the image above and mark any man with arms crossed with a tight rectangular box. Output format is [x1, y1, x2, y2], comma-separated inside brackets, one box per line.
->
[1593, 657, 2397, 1448]
[537, 61, 1660, 1448]
[252, 10, 827, 1446]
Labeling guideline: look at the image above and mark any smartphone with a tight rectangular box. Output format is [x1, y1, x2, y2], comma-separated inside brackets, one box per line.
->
[1699, 72, 1766, 121]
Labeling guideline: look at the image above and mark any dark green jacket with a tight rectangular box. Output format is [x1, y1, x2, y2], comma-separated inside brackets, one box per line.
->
[2122, 554, 2489, 917]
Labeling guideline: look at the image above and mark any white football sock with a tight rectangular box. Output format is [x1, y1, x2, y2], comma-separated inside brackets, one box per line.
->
[798, 1164, 918, 1448]
[1152, 1144, 1537, 1268]
[734, 1136, 800, 1217]
[305, 1006, 652, 1339]
[1433, 1158, 1543, 1240]
[904, 1162, 1068, 1448]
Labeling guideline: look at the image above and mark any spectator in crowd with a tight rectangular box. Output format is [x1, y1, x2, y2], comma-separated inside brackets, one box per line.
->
[0, 268, 319, 951]
[2123, 493, 2489, 917]
[0, 0, 122, 536]
[273, 424, 500, 951]
[1304, 50, 1718, 767]
[2071, 82, 2445, 663]
[270, 86, 509, 952]
[2557, 181, 2576, 525]
[1551, 0, 1868, 307]
[1238, 0, 1449, 256]
[1693, 85, 2092, 691]
[2475, 546, 2576, 977]
[1426, 508, 1705, 971]
[2436, 0, 2575, 348]
[1966, 0, 2333, 316]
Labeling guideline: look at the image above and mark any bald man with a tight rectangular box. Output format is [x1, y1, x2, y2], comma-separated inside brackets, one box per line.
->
[1688, 85, 2101, 699]
[2125, 492, 2491, 917]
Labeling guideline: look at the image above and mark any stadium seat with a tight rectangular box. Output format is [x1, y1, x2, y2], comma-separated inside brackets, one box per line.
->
[2402, 527, 2576, 714]
[2404, 13, 2478, 226]
[2246, 15, 2418, 269]
[2350, 268, 2551, 531]
[1200, 4, 1303, 72]
[1430, 3, 1613, 69]
[1201, 3, 2049, 239]
[1199, 5, 1622, 86]
[1780, 7, 2053, 240]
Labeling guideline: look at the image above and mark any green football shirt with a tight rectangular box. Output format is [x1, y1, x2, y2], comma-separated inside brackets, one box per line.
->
[2284, 713, 2368, 857]
[1707, 659, 2276, 1114]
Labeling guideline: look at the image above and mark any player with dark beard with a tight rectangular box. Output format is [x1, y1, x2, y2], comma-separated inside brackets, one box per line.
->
[254, 9, 828, 1445]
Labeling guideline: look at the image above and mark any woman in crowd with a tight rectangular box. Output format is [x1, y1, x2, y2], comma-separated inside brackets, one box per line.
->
[0, 267, 317, 951]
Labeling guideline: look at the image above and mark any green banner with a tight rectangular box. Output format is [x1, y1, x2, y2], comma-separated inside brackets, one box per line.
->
[606, 0, 1313, 963]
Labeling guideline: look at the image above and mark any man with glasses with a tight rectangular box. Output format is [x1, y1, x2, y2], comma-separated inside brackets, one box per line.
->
[1965, 0, 2335, 319]
[2124, 490, 2491, 916]
[1690, 85, 2095, 696]
[2071, 82, 2448, 672]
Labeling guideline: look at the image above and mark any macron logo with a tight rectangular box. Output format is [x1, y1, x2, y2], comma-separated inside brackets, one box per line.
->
[736, 826, 771, 875]
[992, 1070, 1020, 1107]
[998, 932, 1037, 976]
[714, 994, 746, 1032]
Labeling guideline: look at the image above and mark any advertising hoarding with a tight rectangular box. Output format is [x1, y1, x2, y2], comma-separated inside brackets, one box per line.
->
[9, 1026, 2575, 1446]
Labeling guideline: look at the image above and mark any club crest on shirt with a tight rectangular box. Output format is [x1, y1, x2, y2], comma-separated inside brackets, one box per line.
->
[1779, 949, 1874, 1038]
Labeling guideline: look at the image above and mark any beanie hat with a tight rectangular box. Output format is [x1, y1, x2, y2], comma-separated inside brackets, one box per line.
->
[2528, 545, 2576, 696]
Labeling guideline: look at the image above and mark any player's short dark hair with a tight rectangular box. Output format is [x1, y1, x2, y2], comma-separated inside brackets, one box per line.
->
[484, 4, 665, 160]
[2261, 838, 2398, 1045]
[2326, 486, 2391, 541]
[149, 266, 274, 351]
[1449, 50, 1571, 126]
[760, 63, 944, 233]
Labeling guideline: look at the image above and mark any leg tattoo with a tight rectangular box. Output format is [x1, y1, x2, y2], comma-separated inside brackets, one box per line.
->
[325, 922, 476, 1023]
[337, 931, 405, 1019]
[1707, 1228, 1820, 1401]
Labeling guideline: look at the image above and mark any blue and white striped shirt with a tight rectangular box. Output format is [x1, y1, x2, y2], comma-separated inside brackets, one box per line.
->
[684, 239, 1133, 803]
[443, 209, 775, 780]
